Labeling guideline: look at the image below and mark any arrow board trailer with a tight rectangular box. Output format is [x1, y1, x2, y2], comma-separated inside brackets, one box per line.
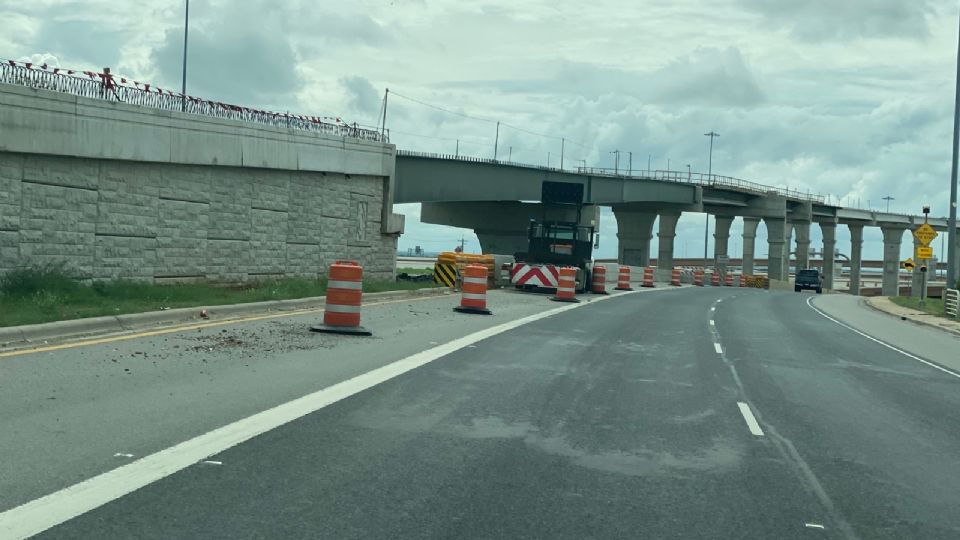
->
[510, 181, 596, 293]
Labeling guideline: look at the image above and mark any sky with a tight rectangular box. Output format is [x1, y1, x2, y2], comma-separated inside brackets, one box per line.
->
[2, 0, 958, 262]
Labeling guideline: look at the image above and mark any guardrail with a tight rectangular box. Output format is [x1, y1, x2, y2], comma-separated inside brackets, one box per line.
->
[1, 59, 386, 143]
[946, 288, 959, 319]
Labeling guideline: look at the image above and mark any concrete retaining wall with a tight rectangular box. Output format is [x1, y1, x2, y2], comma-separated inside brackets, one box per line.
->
[0, 82, 400, 282]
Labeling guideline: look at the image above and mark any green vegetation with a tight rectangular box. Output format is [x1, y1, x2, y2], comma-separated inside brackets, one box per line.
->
[0, 264, 436, 328]
[890, 295, 948, 317]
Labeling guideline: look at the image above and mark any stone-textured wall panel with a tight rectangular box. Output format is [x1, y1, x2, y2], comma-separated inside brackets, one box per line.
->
[207, 239, 250, 281]
[156, 199, 208, 277]
[0, 153, 22, 232]
[0, 152, 395, 283]
[18, 182, 97, 276]
[95, 235, 156, 280]
[97, 161, 160, 237]
[249, 208, 287, 275]
[208, 171, 252, 242]
[22, 154, 99, 190]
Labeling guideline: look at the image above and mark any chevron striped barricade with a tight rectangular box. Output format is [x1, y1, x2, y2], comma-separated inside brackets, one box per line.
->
[510, 262, 560, 289]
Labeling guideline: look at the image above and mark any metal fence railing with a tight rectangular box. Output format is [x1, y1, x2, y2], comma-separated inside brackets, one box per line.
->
[946, 288, 959, 319]
[1, 60, 386, 143]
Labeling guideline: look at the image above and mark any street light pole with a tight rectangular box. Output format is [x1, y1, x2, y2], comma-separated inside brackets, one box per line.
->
[610, 150, 620, 175]
[948, 8, 960, 287]
[180, 0, 189, 111]
[704, 131, 720, 269]
[628, 151, 633, 176]
[882, 195, 894, 213]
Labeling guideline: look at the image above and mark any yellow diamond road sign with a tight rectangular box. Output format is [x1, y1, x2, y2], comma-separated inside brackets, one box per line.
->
[916, 246, 933, 259]
[913, 223, 938, 246]
[903, 258, 915, 270]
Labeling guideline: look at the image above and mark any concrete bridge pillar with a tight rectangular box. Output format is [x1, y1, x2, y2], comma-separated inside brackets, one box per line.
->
[656, 212, 680, 281]
[794, 222, 811, 271]
[714, 216, 733, 275]
[821, 223, 837, 290]
[848, 224, 863, 295]
[881, 226, 906, 296]
[764, 218, 787, 281]
[741, 217, 759, 275]
[613, 209, 657, 267]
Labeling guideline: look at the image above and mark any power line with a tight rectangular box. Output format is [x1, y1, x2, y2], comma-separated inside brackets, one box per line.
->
[390, 91, 496, 124]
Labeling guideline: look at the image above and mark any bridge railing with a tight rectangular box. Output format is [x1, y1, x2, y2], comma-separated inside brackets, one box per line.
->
[1, 59, 386, 143]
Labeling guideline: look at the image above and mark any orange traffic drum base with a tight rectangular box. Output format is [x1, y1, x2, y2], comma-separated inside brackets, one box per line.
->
[549, 296, 580, 303]
[309, 323, 372, 336]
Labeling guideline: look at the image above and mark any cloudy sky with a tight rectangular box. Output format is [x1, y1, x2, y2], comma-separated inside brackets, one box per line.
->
[3, 0, 958, 262]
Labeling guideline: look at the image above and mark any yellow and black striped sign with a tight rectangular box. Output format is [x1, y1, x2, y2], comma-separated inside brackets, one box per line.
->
[433, 262, 457, 288]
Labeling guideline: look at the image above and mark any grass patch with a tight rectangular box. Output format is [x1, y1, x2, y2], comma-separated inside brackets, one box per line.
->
[889, 296, 948, 317]
[0, 265, 437, 328]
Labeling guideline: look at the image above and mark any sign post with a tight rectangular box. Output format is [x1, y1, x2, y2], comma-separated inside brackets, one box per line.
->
[913, 206, 937, 307]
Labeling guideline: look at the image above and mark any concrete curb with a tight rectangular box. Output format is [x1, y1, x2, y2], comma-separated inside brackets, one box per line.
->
[0, 286, 453, 347]
[865, 297, 960, 338]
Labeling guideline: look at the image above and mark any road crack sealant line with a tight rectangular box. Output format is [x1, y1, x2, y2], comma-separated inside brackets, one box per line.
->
[806, 296, 960, 381]
[0, 286, 676, 539]
[708, 295, 860, 540]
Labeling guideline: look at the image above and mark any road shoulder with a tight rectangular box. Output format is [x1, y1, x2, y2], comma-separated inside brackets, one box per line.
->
[864, 296, 960, 338]
[810, 294, 960, 375]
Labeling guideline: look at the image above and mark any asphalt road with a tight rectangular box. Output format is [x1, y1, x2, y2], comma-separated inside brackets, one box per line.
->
[4, 286, 960, 539]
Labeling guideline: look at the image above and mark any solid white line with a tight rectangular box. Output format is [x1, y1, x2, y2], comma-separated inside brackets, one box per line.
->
[0, 286, 662, 539]
[713, 342, 723, 354]
[737, 402, 765, 436]
[804, 523, 825, 529]
[805, 297, 960, 380]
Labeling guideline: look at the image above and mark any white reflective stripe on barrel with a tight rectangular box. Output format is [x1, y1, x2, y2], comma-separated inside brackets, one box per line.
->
[328, 280, 362, 290]
[324, 303, 361, 313]
[463, 277, 487, 284]
[462, 292, 487, 300]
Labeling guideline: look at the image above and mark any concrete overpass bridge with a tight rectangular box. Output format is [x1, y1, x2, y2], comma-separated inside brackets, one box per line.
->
[395, 151, 959, 295]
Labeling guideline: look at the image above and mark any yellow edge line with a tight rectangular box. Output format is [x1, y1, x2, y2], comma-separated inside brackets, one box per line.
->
[0, 294, 448, 359]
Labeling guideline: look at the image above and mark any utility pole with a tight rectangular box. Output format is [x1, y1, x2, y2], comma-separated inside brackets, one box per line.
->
[704, 131, 720, 269]
[180, 0, 189, 111]
[882, 195, 894, 212]
[508, 146, 512, 161]
[647, 154, 651, 173]
[628, 151, 633, 176]
[561, 138, 565, 170]
[686, 164, 691, 181]
[547, 152, 551, 168]
[380, 88, 389, 136]
[493, 121, 500, 160]
[948, 8, 960, 288]
[455, 139, 459, 157]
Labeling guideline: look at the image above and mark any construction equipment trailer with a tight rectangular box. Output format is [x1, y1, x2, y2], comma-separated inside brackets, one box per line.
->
[510, 181, 596, 293]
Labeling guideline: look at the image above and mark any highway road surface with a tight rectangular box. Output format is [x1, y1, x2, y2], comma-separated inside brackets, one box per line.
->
[2, 286, 960, 539]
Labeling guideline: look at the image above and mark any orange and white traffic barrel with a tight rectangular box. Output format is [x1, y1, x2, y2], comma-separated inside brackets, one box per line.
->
[694, 269, 704, 287]
[615, 266, 633, 291]
[311, 260, 370, 336]
[642, 266, 655, 288]
[671, 268, 681, 286]
[454, 264, 492, 315]
[710, 271, 721, 286]
[591, 265, 608, 294]
[551, 266, 580, 303]
[725, 272, 733, 287]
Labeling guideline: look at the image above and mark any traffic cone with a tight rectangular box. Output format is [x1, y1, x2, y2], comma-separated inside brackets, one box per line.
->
[311, 260, 371, 336]
[551, 267, 580, 303]
[454, 264, 492, 315]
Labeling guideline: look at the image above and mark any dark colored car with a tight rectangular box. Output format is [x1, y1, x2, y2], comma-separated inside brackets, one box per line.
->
[795, 269, 823, 294]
